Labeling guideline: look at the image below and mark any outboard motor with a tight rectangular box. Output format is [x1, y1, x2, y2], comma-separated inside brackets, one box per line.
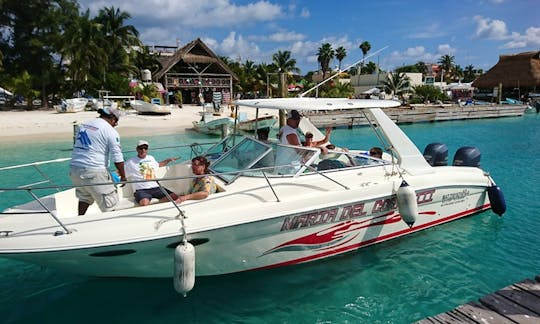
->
[423, 143, 448, 166]
[453, 146, 481, 167]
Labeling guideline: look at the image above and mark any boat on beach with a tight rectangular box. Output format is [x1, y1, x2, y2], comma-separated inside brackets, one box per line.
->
[54, 98, 88, 113]
[0, 98, 506, 295]
[130, 99, 173, 115]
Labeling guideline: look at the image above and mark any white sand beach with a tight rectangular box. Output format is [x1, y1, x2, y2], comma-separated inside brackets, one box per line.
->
[0, 104, 279, 143]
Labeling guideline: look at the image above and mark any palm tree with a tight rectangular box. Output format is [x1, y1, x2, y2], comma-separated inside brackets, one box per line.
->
[414, 61, 428, 75]
[382, 72, 410, 101]
[335, 46, 347, 71]
[359, 41, 371, 74]
[62, 10, 108, 93]
[317, 43, 334, 79]
[463, 64, 476, 82]
[272, 50, 300, 75]
[438, 54, 455, 82]
[95, 7, 141, 77]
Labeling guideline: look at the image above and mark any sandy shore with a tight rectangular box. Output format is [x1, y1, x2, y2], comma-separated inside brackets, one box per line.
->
[0, 104, 278, 143]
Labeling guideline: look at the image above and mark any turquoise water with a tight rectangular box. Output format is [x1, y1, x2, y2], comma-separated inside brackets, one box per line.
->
[1, 115, 540, 323]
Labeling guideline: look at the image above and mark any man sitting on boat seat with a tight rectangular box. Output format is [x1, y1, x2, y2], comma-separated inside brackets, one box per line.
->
[125, 140, 179, 206]
[369, 147, 383, 159]
[175, 156, 225, 203]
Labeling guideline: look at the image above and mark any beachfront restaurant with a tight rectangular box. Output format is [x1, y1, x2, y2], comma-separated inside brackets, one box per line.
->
[152, 38, 238, 106]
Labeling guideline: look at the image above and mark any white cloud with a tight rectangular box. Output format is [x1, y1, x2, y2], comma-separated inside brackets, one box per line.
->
[502, 27, 540, 49]
[300, 8, 310, 18]
[409, 23, 446, 39]
[80, 0, 282, 27]
[473, 15, 540, 49]
[473, 15, 509, 40]
[208, 31, 262, 63]
[437, 44, 457, 56]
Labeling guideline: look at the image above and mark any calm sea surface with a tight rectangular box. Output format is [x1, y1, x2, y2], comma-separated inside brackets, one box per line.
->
[1, 113, 539, 323]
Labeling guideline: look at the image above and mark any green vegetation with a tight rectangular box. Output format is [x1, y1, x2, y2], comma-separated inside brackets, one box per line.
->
[0, 1, 483, 106]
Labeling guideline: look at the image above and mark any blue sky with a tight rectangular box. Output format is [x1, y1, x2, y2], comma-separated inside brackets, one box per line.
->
[80, 0, 539, 74]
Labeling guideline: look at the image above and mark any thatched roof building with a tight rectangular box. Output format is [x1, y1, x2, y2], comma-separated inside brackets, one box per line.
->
[472, 51, 540, 90]
[151, 38, 238, 105]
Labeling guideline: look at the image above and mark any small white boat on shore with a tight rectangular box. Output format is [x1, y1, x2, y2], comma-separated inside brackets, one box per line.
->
[54, 98, 88, 113]
[130, 99, 173, 115]
[0, 97, 506, 296]
[91, 98, 118, 111]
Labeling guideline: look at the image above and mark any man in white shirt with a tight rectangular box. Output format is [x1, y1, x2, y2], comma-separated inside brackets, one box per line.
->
[275, 110, 303, 174]
[278, 109, 302, 145]
[70, 108, 126, 215]
[125, 140, 179, 206]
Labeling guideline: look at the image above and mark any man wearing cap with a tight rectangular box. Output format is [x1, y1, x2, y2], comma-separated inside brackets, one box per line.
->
[278, 109, 302, 145]
[70, 107, 126, 215]
[275, 110, 304, 174]
[125, 140, 179, 206]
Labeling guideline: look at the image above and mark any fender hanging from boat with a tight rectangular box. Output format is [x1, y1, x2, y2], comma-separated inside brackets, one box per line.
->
[487, 185, 506, 216]
[173, 242, 195, 296]
[396, 180, 418, 228]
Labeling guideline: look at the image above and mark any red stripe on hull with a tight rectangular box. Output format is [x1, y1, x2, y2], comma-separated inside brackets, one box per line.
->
[246, 204, 491, 272]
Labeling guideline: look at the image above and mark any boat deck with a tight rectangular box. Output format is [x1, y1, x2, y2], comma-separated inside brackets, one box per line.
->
[417, 275, 540, 323]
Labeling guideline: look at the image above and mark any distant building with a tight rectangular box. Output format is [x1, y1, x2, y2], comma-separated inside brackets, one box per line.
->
[151, 38, 239, 105]
[473, 51, 540, 99]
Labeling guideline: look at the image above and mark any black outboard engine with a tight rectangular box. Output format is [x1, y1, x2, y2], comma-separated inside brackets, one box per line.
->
[423, 143, 448, 166]
[453, 146, 481, 167]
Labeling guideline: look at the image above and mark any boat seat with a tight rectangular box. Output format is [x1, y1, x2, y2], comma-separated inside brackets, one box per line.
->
[317, 159, 346, 171]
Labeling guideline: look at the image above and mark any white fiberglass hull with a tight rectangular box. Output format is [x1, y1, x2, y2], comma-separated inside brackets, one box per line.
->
[130, 100, 172, 115]
[0, 165, 491, 278]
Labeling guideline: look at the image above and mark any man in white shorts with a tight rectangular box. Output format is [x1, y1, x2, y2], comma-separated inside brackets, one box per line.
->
[70, 107, 126, 215]
[125, 140, 179, 206]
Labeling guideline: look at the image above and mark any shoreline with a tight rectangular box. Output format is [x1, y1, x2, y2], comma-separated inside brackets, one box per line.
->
[0, 104, 226, 144]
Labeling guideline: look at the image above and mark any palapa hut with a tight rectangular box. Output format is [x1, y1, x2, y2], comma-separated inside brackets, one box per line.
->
[472, 51, 540, 98]
[153, 38, 238, 105]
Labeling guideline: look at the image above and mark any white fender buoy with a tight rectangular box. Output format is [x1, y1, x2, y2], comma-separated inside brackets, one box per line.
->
[396, 180, 418, 228]
[173, 242, 195, 296]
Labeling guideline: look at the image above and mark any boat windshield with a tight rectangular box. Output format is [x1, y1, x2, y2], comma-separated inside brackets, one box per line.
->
[208, 135, 390, 184]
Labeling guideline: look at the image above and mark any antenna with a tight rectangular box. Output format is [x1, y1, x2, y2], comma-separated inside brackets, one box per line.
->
[299, 46, 389, 97]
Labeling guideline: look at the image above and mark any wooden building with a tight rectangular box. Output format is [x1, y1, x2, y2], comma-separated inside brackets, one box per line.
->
[153, 38, 238, 105]
[472, 51, 540, 98]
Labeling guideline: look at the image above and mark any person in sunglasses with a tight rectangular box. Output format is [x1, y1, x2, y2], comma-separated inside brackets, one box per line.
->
[125, 140, 179, 206]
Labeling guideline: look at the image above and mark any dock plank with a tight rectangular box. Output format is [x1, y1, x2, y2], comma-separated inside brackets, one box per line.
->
[417, 276, 540, 323]
[480, 292, 539, 323]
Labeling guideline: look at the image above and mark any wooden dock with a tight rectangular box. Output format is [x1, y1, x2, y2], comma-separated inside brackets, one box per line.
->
[304, 104, 528, 128]
[417, 275, 540, 323]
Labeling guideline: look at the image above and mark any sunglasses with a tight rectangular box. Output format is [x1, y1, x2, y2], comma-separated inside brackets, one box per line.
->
[137, 145, 149, 150]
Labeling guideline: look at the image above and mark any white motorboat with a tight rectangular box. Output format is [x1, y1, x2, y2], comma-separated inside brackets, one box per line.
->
[130, 99, 173, 115]
[54, 98, 88, 113]
[236, 114, 278, 132]
[193, 112, 235, 136]
[91, 98, 118, 111]
[0, 98, 506, 294]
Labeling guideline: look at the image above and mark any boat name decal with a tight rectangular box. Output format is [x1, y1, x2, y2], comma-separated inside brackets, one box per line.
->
[441, 189, 470, 206]
[280, 189, 436, 232]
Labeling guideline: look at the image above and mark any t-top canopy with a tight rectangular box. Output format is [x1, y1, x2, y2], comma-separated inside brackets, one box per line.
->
[235, 97, 401, 111]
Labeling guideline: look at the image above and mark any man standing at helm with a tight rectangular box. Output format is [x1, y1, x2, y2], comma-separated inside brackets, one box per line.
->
[70, 107, 126, 215]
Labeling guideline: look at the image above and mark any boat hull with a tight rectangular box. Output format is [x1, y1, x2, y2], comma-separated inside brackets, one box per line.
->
[130, 100, 172, 115]
[0, 170, 491, 278]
